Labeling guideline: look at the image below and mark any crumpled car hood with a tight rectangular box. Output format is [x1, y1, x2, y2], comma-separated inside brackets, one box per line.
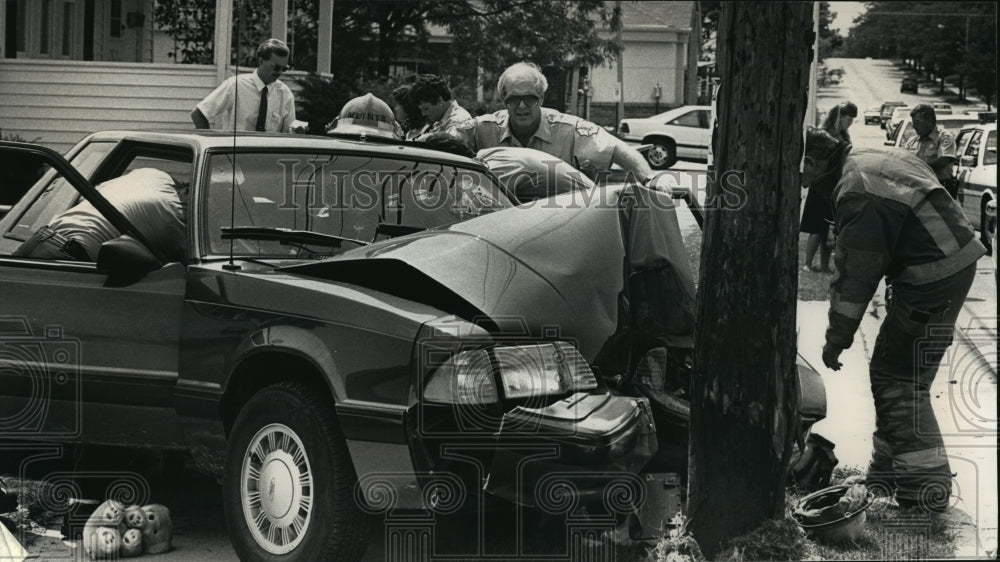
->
[282, 186, 696, 363]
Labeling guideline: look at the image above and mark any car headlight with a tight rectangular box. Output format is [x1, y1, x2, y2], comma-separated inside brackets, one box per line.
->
[423, 342, 598, 405]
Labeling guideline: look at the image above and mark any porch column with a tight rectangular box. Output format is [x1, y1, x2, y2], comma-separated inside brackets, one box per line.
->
[316, 0, 333, 75]
[214, 0, 233, 83]
[0, 1, 6, 59]
[271, 0, 288, 42]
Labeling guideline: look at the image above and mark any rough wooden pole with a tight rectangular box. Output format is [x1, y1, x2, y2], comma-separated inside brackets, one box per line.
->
[687, 2, 813, 558]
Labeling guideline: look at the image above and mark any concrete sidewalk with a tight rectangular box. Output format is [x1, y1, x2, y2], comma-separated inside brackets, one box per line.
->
[799, 292, 998, 559]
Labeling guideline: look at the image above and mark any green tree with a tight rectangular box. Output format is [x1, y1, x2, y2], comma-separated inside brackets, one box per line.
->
[817, 1, 844, 61]
[843, 2, 996, 105]
[153, 0, 319, 66]
[431, 0, 621, 86]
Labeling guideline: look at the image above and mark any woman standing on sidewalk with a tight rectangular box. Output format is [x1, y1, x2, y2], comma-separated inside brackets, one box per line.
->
[801, 101, 857, 273]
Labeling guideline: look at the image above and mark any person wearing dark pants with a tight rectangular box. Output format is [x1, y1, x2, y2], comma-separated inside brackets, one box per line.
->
[802, 128, 986, 513]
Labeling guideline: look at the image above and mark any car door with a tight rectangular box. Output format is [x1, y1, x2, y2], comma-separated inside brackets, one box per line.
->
[0, 141, 189, 446]
[955, 128, 983, 224]
[695, 110, 711, 159]
[668, 109, 703, 160]
[965, 129, 997, 230]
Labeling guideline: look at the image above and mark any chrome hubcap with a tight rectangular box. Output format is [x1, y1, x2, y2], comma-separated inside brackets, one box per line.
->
[242, 423, 313, 554]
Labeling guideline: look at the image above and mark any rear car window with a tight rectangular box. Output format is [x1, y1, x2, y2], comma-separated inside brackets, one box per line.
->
[669, 111, 701, 128]
[3, 141, 116, 243]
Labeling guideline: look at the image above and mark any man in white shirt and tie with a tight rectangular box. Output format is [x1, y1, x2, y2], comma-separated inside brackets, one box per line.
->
[191, 38, 304, 133]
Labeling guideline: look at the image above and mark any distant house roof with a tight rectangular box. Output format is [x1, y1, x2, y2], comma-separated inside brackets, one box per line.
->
[619, 1, 695, 30]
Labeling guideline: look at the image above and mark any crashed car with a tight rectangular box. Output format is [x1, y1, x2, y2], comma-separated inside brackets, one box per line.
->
[0, 132, 828, 561]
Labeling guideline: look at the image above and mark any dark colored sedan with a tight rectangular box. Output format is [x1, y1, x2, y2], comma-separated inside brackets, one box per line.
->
[0, 132, 826, 561]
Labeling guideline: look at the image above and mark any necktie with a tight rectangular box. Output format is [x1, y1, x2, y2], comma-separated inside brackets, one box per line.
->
[255, 86, 269, 132]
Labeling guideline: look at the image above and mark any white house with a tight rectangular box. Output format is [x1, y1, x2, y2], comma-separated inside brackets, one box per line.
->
[0, 0, 333, 154]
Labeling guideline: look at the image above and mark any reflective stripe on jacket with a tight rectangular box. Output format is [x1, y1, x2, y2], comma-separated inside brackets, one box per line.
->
[826, 147, 986, 349]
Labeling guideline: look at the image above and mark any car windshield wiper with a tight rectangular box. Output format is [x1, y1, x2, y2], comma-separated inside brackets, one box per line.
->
[221, 227, 369, 248]
[375, 223, 426, 237]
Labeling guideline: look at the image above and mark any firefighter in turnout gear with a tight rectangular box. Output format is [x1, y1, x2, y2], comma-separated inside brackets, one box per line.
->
[802, 128, 986, 512]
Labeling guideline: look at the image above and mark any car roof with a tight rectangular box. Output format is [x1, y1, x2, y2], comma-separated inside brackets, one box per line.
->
[963, 121, 997, 132]
[80, 130, 484, 167]
[898, 114, 989, 129]
[634, 105, 712, 121]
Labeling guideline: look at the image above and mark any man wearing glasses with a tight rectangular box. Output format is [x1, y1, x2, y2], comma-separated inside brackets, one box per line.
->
[191, 38, 304, 133]
[454, 62, 654, 183]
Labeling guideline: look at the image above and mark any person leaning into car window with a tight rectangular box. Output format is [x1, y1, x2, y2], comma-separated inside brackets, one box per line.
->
[903, 103, 959, 197]
[13, 168, 186, 263]
[452, 62, 655, 184]
[391, 84, 427, 141]
[409, 74, 473, 140]
[419, 133, 595, 203]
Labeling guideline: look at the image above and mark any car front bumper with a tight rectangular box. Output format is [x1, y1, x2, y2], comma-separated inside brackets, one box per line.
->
[483, 393, 658, 509]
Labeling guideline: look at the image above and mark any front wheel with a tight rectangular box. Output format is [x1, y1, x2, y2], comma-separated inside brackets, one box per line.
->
[224, 382, 367, 561]
[645, 140, 677, 170]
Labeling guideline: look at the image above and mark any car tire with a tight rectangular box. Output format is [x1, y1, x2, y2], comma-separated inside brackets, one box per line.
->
[645, 139, 677, 170]
[224, 382, 366, 562]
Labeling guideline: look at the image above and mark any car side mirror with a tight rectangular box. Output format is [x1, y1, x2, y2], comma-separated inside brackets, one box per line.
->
[960, 155, 976, 167]
[97, 235, 162, 285]
[883, 139, 895, 147]
[0, 204, 10, 220]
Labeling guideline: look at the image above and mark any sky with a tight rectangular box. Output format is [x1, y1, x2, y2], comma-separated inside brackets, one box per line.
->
[828, 1, 868, 36]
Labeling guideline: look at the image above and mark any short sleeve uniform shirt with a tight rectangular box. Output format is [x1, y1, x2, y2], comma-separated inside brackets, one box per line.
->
[903, 126, 957, 181]
[455, 108, 619, 171]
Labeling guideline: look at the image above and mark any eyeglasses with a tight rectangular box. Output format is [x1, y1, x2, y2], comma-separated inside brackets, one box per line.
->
[503, 95, 540, 109]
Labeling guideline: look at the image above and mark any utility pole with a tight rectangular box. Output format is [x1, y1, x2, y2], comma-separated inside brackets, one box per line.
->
[616, 0, 625, 126]
[962, 16, 970, 100]
[805, 1, 819, 127]
[687, 2, 812, 558]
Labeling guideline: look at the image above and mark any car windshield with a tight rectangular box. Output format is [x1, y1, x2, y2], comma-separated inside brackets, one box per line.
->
[203, 151, 512, 258]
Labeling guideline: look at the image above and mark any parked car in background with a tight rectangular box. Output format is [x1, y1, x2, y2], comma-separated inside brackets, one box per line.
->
[864, 106, 882, 125]
[0, 132, 830, 560]
[954, 121, 998, 255]
[900, 77, 919, 93]
[617, 105, 711, 169]
[933, 102, 953, 115]
[879, 101, 907, 129]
